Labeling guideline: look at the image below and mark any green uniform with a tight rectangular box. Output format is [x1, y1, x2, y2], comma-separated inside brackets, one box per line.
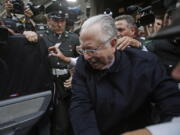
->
[40, 30, 79, 135]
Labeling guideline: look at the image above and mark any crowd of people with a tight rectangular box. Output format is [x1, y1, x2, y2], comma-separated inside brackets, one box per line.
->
[0, 0, 180, 135]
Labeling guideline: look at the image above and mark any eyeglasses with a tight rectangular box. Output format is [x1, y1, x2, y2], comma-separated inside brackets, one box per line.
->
[77, 45, 105, 56]
[77, 37, 112, 56]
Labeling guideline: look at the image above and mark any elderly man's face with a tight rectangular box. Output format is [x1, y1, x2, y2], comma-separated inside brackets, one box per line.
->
[47, 18, 66, 34]
[115, 19, 135, 37]
[80, 25, 116, 70]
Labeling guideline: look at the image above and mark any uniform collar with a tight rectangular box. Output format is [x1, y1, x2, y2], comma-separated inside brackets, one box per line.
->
[47, 30, 69, 43]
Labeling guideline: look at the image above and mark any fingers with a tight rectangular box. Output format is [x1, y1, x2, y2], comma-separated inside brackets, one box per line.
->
[121, 40, 130, 50]
[64, 77, 72, 89]
[24, 8, 34, 18]
[116, 37, 130, 50]
[48, 47, 58, 56]
[23, 31, 38, 43]
[48, 46, 60, 53]
[116, 36, 141, 50]
[48, 46, 57, 51]
[64, 81, 71, 89]
[48, 46, 64, 58]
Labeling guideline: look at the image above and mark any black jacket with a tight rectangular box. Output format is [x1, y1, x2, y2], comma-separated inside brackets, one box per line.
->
[1, 35, 53, 99]
[70, 48, 180, 135]
[146, 39, 180, 74]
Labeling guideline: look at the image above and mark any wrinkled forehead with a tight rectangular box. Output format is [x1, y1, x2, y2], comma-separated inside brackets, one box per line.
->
[155, 19, 163, 24]
[115, 20, 128, 27]
[80, 24, 102, 43]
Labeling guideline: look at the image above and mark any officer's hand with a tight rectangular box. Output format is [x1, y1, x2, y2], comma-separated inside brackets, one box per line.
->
[64, 76, 72, 89]
[24, 8, 34, 18]
[23, 31, 38, 43]
[48, 46, 71, 63]
[116, 36, 141, 50]
[4, 0, 13, 14]
[48, 46, 63, 57]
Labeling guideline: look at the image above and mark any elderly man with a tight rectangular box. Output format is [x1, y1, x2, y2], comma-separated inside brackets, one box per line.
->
[69, 15, 180, 135]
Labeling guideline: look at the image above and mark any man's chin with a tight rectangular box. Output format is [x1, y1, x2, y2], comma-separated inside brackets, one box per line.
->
[90, 63, 105, 70]
[55, 30, 64, 34]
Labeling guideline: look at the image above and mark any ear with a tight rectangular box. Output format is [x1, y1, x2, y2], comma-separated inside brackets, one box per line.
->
[110, 38, 117, 48]
[130, 27, 136, 37]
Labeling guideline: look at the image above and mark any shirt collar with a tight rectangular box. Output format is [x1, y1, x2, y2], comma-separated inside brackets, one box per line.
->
[85, 51, 123, 80]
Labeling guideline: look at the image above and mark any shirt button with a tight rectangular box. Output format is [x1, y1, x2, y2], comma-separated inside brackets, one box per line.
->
[57, 62, 60, 65]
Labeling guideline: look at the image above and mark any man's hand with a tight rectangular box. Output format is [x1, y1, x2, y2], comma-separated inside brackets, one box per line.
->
[23, 31, 38, 43]
[122, 128, 152, 135]
[48, 46, 71, 63]
[64, 76, 72, 89]
[116, 36, 141, 50]
[24, 8, 34, 18]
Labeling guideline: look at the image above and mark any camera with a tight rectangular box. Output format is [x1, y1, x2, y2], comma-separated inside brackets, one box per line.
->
[127, 5, 155, 27]
[10, 0, 44, 16]
[1, 18, 24, 33]
[26, 2, 45, 16]
[10, 0, 24, 14]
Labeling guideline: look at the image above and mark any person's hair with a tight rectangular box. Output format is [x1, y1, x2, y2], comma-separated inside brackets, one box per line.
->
[155, 15, 163, 20]
[115, 15, 136, 28]
[80, 14, 117, 43]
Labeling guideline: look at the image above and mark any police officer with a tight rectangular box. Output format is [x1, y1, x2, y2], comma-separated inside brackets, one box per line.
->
[40, 7, 79, 135]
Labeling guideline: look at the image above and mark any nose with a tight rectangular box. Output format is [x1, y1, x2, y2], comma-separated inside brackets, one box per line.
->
[58, 23, 62, 27]
[84, 53, 92, 61]
[117, 31, 122, 38]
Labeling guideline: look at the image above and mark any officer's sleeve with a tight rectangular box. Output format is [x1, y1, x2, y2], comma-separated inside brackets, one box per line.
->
[69, 66, 101, 135]
[143, 40, 155, 52]
[72, 33, 80, 57]
[150, 58, 180, 121]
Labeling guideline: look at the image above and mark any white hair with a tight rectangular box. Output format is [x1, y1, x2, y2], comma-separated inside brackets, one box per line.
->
[80, 14, 117, 43]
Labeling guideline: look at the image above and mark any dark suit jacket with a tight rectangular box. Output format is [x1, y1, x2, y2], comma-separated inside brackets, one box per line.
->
[70, 48, 180, 135]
